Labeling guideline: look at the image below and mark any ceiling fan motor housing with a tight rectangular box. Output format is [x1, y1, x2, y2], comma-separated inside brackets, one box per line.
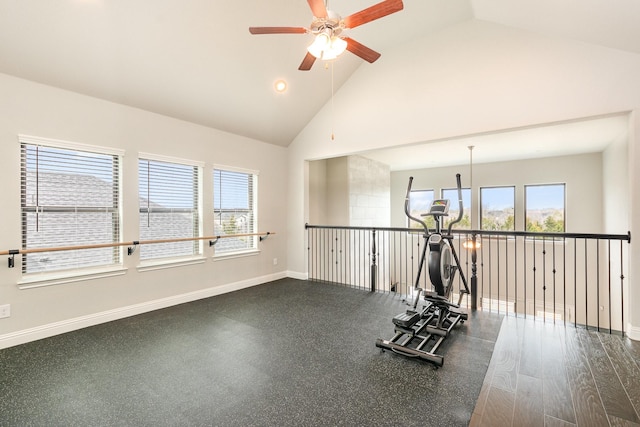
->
[311, 10, 344, 36]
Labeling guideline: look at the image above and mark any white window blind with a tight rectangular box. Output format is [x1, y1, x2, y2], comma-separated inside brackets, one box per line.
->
[213, 168, 257, 254]
[139, 157, 200, 261]
[20, 139, 121, 274]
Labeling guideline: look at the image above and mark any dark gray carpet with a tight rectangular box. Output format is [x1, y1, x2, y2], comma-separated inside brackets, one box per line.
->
[0, 278, 503, 426]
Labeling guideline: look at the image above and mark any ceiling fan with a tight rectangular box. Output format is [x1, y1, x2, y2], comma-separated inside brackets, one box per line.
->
[249, 0, 404, 70]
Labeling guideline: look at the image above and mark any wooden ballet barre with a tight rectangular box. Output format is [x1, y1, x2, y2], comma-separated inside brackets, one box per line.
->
[1, 232, 275, 267]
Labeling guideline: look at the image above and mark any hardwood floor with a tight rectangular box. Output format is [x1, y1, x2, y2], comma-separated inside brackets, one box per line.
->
[470, 316, 640, 426]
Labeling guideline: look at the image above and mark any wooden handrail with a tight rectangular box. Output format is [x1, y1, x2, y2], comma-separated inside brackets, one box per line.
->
[0, 232, 275, 256]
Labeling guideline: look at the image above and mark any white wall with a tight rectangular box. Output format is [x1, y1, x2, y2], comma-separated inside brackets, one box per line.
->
[603, 134, 630, 233]
[308, 159, 327, 224]
[287, 19, 640, 338]
[308, 157, 350, 225]
[0, 73, 289, 346]
[327, 157, 349, 225]
[390, 153, 605, 233]
[628, 112, 640, 338]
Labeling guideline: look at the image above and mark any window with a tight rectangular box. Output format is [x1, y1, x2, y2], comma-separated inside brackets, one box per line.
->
[213, 167, 258, 254]
[139, 155, 202, 261]
[525, 184, 565, 232]
[20, 136, 122, 274]
[480, 186, 515, 231]
[407, 189, 434, 230]
[441, 188, 471, 230]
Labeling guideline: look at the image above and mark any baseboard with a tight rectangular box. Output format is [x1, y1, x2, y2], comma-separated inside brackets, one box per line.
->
[286, 270, 308, 280]
[627, 323, 640, 341]
[0, 271, 287, 350]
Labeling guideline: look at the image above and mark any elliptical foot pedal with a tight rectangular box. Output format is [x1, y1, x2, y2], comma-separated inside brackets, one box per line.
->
[424, 290, 440, 299]
[449, 306, 469, 320]
[424, 291, 449, 304]
[392, 310, 420, 328]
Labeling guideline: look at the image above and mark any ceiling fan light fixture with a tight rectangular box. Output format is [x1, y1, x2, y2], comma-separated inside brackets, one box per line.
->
[330, 36, 347, 55]
[307, 32, 347, 60]
[307, 32, 331, 58]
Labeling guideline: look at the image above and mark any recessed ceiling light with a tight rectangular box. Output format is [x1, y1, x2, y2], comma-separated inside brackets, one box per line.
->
[274, 79, 287, 93]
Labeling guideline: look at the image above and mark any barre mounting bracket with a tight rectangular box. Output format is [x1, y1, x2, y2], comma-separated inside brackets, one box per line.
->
[259, 232, 271, 242]
[7, 249, 19, 268]
[127, 241, 139, 256]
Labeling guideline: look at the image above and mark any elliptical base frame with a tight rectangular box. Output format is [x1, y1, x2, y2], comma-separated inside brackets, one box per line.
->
[375, 297, 468, 367]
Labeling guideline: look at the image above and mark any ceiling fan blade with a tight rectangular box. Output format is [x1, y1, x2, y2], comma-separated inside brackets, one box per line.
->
[344, 38, 381, 63]
[307, 0, 328, 18]
[249, 27, 307, 35]
[343, 0, 403, 29]
[298, 52, 317, 71]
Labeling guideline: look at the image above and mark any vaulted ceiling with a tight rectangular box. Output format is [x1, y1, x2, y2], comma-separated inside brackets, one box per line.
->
[0, 0, 638, 151]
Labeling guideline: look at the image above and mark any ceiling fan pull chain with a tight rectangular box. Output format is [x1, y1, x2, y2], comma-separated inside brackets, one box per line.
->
[331, 61, 335, 141]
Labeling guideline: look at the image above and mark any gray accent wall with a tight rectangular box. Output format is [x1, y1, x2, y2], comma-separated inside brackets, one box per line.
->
[308, 155, 390, 227]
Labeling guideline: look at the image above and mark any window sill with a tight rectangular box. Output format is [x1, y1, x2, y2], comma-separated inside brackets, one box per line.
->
[18, 266, 128, 289]
[213, 249, 260, 261]
[137, 256, 206, 273]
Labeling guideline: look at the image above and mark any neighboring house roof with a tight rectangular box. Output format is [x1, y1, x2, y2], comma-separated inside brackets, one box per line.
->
[25, 170, 166, 209]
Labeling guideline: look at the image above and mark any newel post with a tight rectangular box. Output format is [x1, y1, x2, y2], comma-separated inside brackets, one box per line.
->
[370, 229, 377, 292]
[471, 233, 478, 311]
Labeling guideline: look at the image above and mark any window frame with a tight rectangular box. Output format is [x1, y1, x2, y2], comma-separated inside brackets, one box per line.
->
[213, 165, 259, 257]
[479, 185, 516, 231]
[18, 134, 124, 282]
[138, 152, 204, 265]
[524, 183, 566, 233]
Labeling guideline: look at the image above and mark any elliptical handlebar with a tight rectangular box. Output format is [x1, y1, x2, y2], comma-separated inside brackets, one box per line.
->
[405, 174, 464, 235]
[404, 176, 429, 233]
[446, 173, 464, 235]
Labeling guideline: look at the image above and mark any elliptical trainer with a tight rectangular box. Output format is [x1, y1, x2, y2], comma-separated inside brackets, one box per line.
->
[375, 173, 470, 367]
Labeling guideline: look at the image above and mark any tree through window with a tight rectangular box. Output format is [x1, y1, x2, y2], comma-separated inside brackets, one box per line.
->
[407, 189, 434, 230]
[480, 186, 515, 231]
[525, 184, 565, 232]
[441, 188, 471, 230]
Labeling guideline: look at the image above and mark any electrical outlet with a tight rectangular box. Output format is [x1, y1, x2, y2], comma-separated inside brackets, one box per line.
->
[273, 258, 278, 266]
[0, 304, 10, 319]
